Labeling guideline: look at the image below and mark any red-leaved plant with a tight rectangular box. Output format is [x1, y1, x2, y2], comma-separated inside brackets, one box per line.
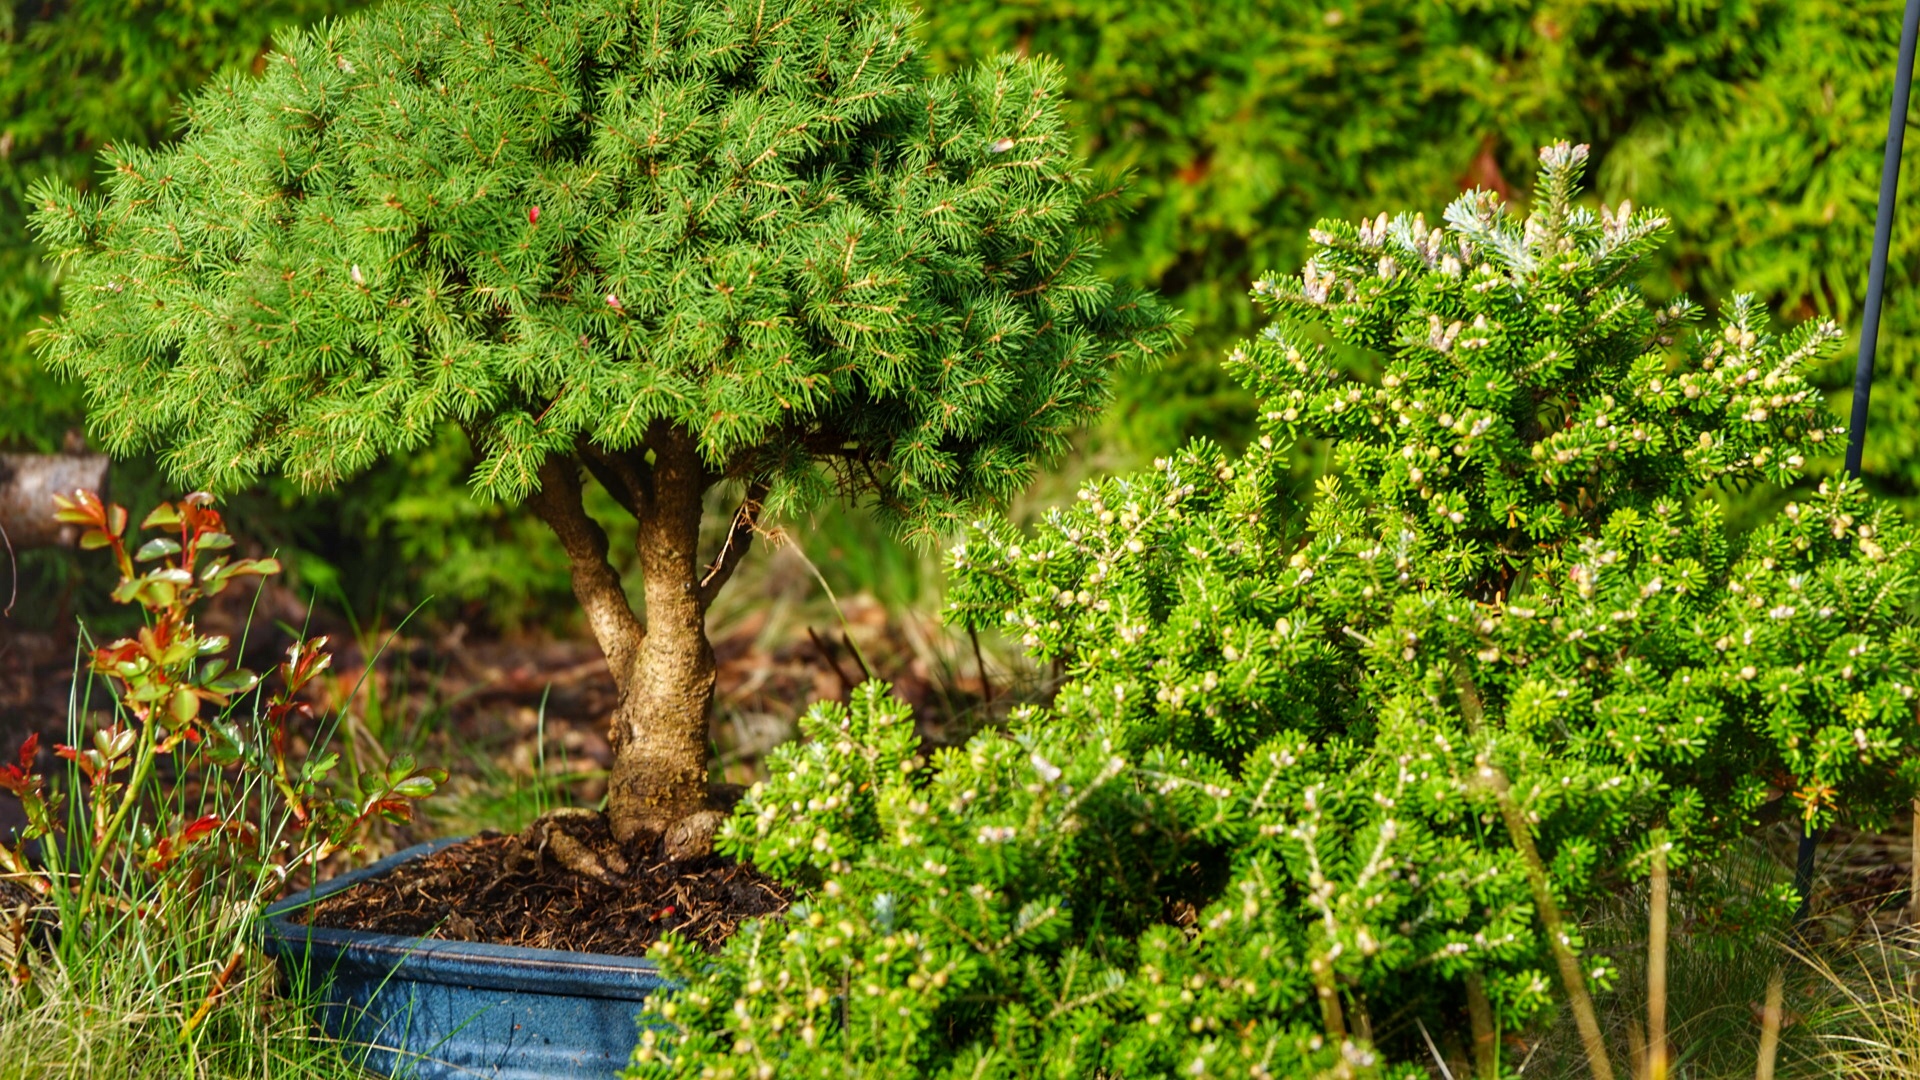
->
[0, 492, 442, 1026]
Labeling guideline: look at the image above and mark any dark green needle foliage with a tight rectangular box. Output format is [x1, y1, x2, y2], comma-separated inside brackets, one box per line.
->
[636, 147, 1920, 1076]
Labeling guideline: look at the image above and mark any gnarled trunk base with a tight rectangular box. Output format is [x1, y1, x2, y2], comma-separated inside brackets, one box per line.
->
[605, 664, 725, 858]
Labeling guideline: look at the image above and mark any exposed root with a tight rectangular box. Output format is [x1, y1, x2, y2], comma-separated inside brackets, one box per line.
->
[663, 810, 728, 862]
[548, 829, 623, 885]
[513, 785, 749, 879]
[515, 806, 628, 884]
[658, 784, 747, 861]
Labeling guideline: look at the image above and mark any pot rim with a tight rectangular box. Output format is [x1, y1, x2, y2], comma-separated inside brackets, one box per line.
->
[261, 835, 669, 1001]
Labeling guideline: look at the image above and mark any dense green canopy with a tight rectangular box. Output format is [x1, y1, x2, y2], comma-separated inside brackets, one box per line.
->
[31, 0, 1173, 536]
[633, 147, 1920, 1079]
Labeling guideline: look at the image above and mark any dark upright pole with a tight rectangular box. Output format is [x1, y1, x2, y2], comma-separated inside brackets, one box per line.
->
[1848, 0, 1920, 479]
[1801, 0, 1920, 926]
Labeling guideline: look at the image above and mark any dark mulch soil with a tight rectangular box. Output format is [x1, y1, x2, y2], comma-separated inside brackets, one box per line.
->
[298, 826, 791, 957]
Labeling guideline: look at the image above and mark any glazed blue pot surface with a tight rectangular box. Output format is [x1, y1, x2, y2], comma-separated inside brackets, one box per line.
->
[262, 836, 672, 1079]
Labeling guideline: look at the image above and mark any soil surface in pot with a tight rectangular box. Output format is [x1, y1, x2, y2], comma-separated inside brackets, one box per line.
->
[297, 822, 790, 957]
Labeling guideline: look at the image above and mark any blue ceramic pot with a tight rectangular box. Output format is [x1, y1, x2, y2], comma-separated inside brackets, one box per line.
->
[262, 837, 673, 1079]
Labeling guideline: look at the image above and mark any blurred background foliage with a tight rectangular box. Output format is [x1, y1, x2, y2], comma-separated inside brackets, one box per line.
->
[5, 0, 1918, 631]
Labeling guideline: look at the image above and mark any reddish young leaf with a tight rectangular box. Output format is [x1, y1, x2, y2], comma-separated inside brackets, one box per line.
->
[0, 735, 40, 797]
[179, 814, 224, 844]
[284, 637, 333, 688]
[178, 494, 223, 540]
[52, 743, 99, 780]
[91, 638, 141, 670]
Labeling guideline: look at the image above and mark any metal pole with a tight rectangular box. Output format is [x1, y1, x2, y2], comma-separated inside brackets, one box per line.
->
[1801, 0, 1920, 926]
[1846, 0, 1920, 479]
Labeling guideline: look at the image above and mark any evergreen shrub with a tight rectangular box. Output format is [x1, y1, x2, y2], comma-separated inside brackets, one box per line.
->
[915, 0, 1799, 455]
[633, 145, 1920, 1077]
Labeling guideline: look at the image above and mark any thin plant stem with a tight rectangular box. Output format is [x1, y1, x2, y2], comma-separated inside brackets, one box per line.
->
[1414, 1018, 1458, 1080]
[1311, 953, 1347, 1040]
[1, 519, 15, 618]
[789, 539, 873, 682]
[73, 717, 160, 935]
[1487, 763, 1614, 1080]
[180, 942, 246, 1038]
[1648, 842, 1670, 1080]
[967, 622, 993, 707]
[1910, 798, 1919, 927]
[1465, 971, 1497, 1080]
[1754, 966, 1785, 1080]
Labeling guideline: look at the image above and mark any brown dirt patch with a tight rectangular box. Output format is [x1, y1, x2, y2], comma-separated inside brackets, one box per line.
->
[297, 828, 791, 957]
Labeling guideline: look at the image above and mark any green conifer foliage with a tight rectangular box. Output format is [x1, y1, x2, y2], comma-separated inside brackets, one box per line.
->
[14, 0, 1915, 631]
[29, 0, 1177, 850]
[1607, 0, 1920, 494]
[638, 147, 1920, 1073]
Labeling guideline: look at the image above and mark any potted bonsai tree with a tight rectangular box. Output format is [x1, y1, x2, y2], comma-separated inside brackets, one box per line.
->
[29, 0, 1176, 875]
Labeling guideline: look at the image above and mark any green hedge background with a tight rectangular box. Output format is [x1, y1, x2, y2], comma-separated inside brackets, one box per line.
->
[6, 0, 1917, 626]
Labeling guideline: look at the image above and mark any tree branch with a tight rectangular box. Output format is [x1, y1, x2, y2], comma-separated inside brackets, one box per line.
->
[526, 455, 645, 688]
[697, 479, 769, 609]
[577, 440, 654, 522]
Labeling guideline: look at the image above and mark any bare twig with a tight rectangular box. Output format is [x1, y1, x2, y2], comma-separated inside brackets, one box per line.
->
[181, 944, 246, 1039]
[1415, 1018, 1458, 1080]
[697, 481, 769, 607]
[1, 520, 14, 618]
[807, 626, 859, 698]
[1648, 842, 1671, 1080]
[967, 622, 993, 706]
[789, 540, 873, 682]
[1485, 762, 1614, 1080]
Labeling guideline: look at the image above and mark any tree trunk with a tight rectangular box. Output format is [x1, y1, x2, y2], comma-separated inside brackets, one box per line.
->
[526, 427, 762, 858]
[605, 428, 715, 846]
